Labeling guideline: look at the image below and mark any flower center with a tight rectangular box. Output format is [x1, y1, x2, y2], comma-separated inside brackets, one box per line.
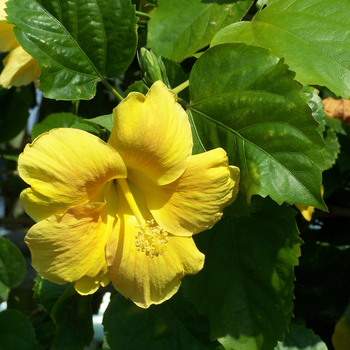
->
[116, 178, 168, 257]
[135, 219, 169, 258]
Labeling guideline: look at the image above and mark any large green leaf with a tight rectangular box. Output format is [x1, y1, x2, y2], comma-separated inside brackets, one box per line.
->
[6, 0, 137, 100]
[103, 291, 223, 350]
[147, 0, 254, 62]
[211, 0, 350, 98]
[183, 197, 302, 350]
[0, 309, 39, 350]
[189, 43, 326, 210]
[50, 285, 94, 350]
[0, 237, 26, 302]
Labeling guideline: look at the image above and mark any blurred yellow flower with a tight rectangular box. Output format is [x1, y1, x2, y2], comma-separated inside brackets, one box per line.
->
[0, 0, 40, 88]
[18, 81, 240, 308]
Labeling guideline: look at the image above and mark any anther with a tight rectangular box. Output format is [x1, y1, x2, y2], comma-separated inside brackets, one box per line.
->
[135, 219, 168, 258]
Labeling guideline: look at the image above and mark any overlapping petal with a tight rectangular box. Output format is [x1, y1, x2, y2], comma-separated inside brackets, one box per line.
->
[0, 46, 40, 88]
[25, 181, 119, 295]
[0, 6, 17, 52]
[18, 128, 127, 222]
[106, 186, 204, 308]
[129, 148, 240, 237]
[108, 81, 193, 186]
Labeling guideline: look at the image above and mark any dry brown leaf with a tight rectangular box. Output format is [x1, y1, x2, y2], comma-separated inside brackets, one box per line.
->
[323, 97, 350, 124]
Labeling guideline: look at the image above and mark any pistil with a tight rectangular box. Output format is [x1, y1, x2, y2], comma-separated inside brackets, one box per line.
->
[116, 178, 168, 257]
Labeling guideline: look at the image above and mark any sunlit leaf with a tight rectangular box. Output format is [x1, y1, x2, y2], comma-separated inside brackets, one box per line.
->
[275, 323, 327, 350]
[31, 112, 83, 140]
[147, 0, 254, 62]
[6, 0, 137, 100]
[189, 43, 326, 210]
[183, 197, 302, 350]
[211, 0, 350, 98]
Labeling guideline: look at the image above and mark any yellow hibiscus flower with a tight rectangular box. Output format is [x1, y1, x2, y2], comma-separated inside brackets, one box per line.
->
[0, 0, 40, 88]
[18, 81, 240, 308]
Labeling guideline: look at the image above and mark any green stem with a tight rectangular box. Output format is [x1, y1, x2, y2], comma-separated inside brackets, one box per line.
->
[102, 79, 123, 102]
[135, 10, 151, 18]
[172, 80, 189, 95]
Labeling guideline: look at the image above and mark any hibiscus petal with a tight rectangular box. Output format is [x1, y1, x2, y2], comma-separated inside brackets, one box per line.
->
[108, 81, 193, 186]
[18, 128, 127, 222]
[129, 148, 240, 236]
[0, 0, 18, 52]
[106, 186, 204, 308]
[0, 46, 40, 88]
[25, 181, 119, 295]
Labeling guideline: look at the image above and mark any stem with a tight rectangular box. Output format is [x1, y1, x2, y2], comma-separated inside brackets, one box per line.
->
[102, 78, 123, 102]
[135, 10, 151, 18]
[172, 80, 189, 95]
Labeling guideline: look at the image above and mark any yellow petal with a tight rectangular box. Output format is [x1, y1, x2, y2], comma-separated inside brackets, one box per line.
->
[295, 185, 324, 221]
[129, 148, 240, 237]
[0, 46, 40, 88]
[0, 1, 18, 52]
[294, 203, 313, 221]
[0, 22, 17, 52]
[25, 181, 119, 295]
[108, 80, 193, 186]
[106, 184, 204, 308]
[18, 128, 127, 222]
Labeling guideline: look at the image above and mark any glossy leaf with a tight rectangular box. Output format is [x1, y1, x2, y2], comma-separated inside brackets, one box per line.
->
[211, 0, 350, 98]
[0, 309, 39, 350]
[0, 237, 26, 302]
[275, 324, 327, 350]
[183, 197, 302, 350]
[6, 0, 137, 100]
[189, 43, 326, 209]
[147, 0, 254, 62]
[103, 291, 223, 350]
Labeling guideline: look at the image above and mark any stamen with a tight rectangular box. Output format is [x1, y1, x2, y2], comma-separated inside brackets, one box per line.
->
[116, 179, 168, 257]
[135, 219, 169, 258]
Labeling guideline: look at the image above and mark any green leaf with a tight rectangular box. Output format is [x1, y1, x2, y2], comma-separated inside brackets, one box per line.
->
[183, 197, 302, 350]
[211, 0, 350, 98]
[275, 324, 328, 350]
[0, 237, 26, 302]
[88, 113, 114, 132]
[303, 86, 326, 134]
[6, 0, 137, 100]
[322, 127, 340, 170]
[33, 276, 70, 314]
[147, 0, 254, 62]
[103, 291, 223, 350]
[0, 85, 35, 143]
[189, 43, 326, 210]
[0, 309, 39, 350]
[31, 112, 84, 139]
[50, 284, 94, 350]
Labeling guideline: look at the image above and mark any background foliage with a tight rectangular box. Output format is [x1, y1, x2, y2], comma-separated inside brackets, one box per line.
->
[0, 0, 350, 349]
